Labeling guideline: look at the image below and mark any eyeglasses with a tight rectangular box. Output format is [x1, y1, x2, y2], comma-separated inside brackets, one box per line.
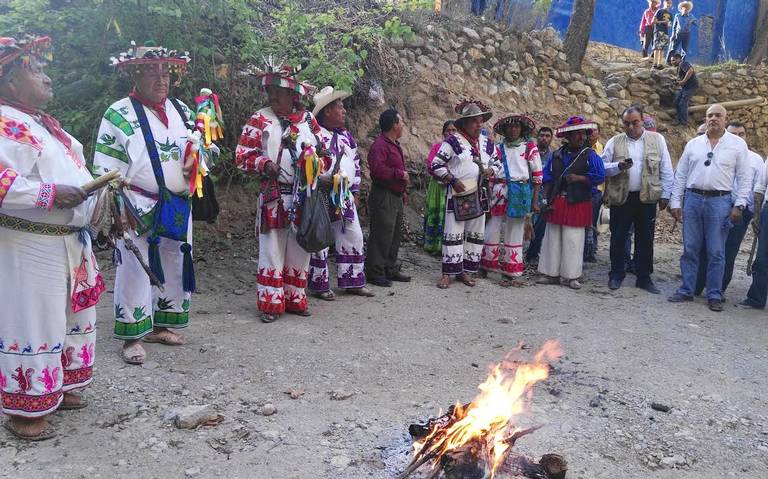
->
[704, 151, 713, 166]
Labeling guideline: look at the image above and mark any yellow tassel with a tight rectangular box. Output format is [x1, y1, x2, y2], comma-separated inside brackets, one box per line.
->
[203, 115, 212, 147]
[195, 173, 204, 198]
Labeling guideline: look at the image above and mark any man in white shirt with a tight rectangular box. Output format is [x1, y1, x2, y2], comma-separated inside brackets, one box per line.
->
[668, 104, 751, 311]
[740, 155, 768, 309]
[602, 106, 674, 294]
[694, 121, 765, 296]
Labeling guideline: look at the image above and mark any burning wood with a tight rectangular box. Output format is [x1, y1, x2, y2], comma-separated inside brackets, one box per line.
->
[398, 342, 566, 479]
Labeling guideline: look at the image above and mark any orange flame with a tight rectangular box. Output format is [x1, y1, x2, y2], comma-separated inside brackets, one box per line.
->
[416, 341, 562, 477]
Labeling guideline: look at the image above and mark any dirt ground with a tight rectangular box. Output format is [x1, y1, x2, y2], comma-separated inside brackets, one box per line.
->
[1, 199, 766, 479]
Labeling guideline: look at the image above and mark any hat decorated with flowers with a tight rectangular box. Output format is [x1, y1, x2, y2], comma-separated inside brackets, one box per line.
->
[109, 41, 190, 75]
[555, 116, 598, 138]
[454, 98, 492, 122]
[493, 113, 537, 136]
[249, 55, 314, 97]
[0, 35, 52, 77]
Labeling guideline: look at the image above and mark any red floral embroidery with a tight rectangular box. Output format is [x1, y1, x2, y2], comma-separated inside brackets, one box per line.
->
[63, 366, 92, 387]
[2, 391, 62, 414]
[0, 168, 19, 206]
[71, 273, 106, 312]
[0, 117, 42, 150]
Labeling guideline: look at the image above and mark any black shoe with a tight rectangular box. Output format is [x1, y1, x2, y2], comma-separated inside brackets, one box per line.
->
[368, 277, 392, 287]
[668, 292, 693, 303]
[608, 278, 622, 290]
[708, 299, 724, 312]
[387, 272, 411, 282]
[637, 281, 660, 294]
[739, 299, 764, 309]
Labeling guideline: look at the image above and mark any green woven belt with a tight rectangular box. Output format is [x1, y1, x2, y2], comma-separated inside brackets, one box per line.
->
[0, 213, 80, 236]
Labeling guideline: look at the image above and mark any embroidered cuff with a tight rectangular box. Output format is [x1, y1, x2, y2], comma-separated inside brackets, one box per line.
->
[36, 182, 56, 211]
[0, 169, 19, 207]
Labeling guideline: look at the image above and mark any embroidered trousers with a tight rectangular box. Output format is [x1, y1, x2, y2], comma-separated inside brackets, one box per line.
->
[481, 215, 526, 277]
[113, 221, 192, 340]
[257, 193, 310, 315]
[538, 223, 586, 280]
[308, 203, 366, 292]
[0, 229, 96, 417]
[442, 211, 485, 276]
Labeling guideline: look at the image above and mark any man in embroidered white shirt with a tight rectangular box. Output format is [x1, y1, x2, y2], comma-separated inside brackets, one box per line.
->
[668, 104, 751, 312]
[602, 105, 674, 294]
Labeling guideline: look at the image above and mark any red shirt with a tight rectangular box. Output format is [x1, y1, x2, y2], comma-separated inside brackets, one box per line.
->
[367, 134, 407, 194]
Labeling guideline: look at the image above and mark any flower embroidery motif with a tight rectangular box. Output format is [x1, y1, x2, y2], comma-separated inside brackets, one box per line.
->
[0, 117, 42, 150]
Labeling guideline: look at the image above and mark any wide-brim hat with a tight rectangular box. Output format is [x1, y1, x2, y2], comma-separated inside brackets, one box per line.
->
[455, 99, 492, 123]
[493, 114, 537, 136]
[312, 86, 351, 116]
[679, 1, 693, 12]
[0, 35, 52, 76]
[555, 116, 598, 138]
[110, 41, 190, 74]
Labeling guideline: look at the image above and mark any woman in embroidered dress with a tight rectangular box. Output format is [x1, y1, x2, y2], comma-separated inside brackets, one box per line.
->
[423, 120, 456, 255]
[0, 36, 102, 440]
[431, 100, 501, 289]
[480, 114, 542, 283]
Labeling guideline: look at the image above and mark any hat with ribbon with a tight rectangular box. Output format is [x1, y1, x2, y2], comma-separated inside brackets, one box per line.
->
[555, 116, 598, 138]
[493, 113, 537, 136]
[0, 35, 52, 78]
[109, 41, 190, 74]
[249, 56, 314, 97]
[454, 99, 492, 122]
[312, 86, 351, 117]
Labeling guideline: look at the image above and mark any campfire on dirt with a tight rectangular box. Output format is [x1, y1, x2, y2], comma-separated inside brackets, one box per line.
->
[397, 341, 567, 479]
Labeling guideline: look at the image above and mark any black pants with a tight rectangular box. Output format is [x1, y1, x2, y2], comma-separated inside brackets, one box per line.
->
[365, 184, 403, 279]
[526, 213, 547, 261]
[609, 192, 657, 284]
[642, 26, 654, 57]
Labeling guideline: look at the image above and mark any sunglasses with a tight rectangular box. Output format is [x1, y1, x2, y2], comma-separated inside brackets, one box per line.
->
[704, 152, 713, 166]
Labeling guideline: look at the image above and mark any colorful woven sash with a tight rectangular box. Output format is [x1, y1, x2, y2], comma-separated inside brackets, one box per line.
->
[0, 213, 80, 236]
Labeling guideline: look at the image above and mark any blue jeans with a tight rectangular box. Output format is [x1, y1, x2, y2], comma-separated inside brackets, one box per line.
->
[675, 87, 695, 123]
[584, 190, 602, 259]
[677, 192, 733, 301]
[746, 208, 768, 307]
[695, 208, 752, 294]
[471, 0, 487, 15]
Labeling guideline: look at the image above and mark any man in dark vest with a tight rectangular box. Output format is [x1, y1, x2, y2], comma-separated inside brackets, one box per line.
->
[601, 105, 674, 293]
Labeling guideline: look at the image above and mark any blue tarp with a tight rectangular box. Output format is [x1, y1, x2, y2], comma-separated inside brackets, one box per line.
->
[546, 0, 758, 64]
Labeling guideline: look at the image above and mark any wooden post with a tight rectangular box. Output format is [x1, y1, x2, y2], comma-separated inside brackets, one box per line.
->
[663, 96, 766, 115]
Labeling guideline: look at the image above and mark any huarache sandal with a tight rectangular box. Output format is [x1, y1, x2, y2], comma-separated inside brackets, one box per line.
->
[312, 290, 336, 301]
[122, 342, 146, 365]
[4, 420, 57, 441]
[437, 275, 451, 289]
[346, 286, 375, 297]
[261, 313, 278, 323]
[143, 330, 185, 346]
[459, 273, 477, 287]
[286, 309, 312, 317]
[58, 393, 89, 411]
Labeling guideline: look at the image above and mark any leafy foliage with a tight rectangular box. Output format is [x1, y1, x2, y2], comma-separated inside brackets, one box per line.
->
[0, 0, 426, 176]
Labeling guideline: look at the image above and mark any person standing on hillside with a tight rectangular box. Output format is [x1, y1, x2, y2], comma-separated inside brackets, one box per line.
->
[741, 159, 768, 309]
[307, 87, 375, 300]
[94, 42, 195, 361]
[601, 106, 674, 294]
[432, 100, 501, 289]
[526, 126, 554, 265]
[584, 124, 604, 263]
[235, 63, 321, 323]
[639, 1, 660, 59]
[423, 120, 457, 255]
[668, 1, 697, 62]
[537, 116, 605, 290]
[0, 35, 102, 439]
[480, 114, 542, 283]
[671, 52, 699, 126]
[668, 104, 751, 312]
[365, 108, 411, 287]
[652, 0, 674, 69]
[695, 122, 765, 298]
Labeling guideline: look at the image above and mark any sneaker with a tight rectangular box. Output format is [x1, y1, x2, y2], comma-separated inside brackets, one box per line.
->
[637, 281, 661, 294]
[563, 278, 582, 290]
[708, 299, 724, 312]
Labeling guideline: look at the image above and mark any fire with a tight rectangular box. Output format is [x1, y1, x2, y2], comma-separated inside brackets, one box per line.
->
[413, 341, 562, 478]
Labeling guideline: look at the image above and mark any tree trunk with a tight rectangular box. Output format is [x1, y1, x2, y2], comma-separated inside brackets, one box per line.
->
[563, 0, 596, 72]
[748, 0, 768, 64]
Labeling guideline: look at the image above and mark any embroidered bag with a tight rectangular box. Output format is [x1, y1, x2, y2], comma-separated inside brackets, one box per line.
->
[501, 144, 532, 218]
[169, 98, 220, 223]
[452, 146, 486, 221]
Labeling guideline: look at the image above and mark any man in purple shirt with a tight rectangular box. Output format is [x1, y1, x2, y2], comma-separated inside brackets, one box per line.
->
[364, 108, 411, 287]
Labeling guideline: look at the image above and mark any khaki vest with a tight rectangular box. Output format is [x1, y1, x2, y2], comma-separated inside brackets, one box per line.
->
[604, 132, 663, 206]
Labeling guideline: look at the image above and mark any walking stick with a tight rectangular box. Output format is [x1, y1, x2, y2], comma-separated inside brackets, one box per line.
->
[747, 232, 758, 277]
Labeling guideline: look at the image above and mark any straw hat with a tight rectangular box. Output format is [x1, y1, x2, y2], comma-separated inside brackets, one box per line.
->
[0, 35, 52, 77]
[109, 41, 190, 75]
[312, 86, 351, 116]
[555, 116, 598, 138]
[679, 1, 693, 12]
[493, 114, 537, 136]
[454, 99, 492, 122]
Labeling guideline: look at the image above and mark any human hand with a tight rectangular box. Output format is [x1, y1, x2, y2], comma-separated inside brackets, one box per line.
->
[670, 208, 682, 222]
[658, 198, 669, 211]
[751, 218, 760, 235]
[484, 168, 494, 180]
[264, 161, 280, 179]
[730, 207, 743, 223]
[453, 180, 466, 194]
[619, 158, 633, 171]
[53, 185, 88, 209]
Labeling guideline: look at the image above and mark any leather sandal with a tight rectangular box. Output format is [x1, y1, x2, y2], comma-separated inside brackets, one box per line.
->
[4, 420, 57, 441]
[58, 393, 88, 411]
[346, 286, 375, 297]
[122, 342, 146, 365]
[312, 290, 336, 301]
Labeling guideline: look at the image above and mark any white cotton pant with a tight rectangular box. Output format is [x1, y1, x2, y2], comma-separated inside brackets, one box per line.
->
[538, 223, 586, 280]
[441, 213, 485, 276]
[0, 229, 97, 418]
[481, 215, 526, 277]
[113, 221, 192, 340]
